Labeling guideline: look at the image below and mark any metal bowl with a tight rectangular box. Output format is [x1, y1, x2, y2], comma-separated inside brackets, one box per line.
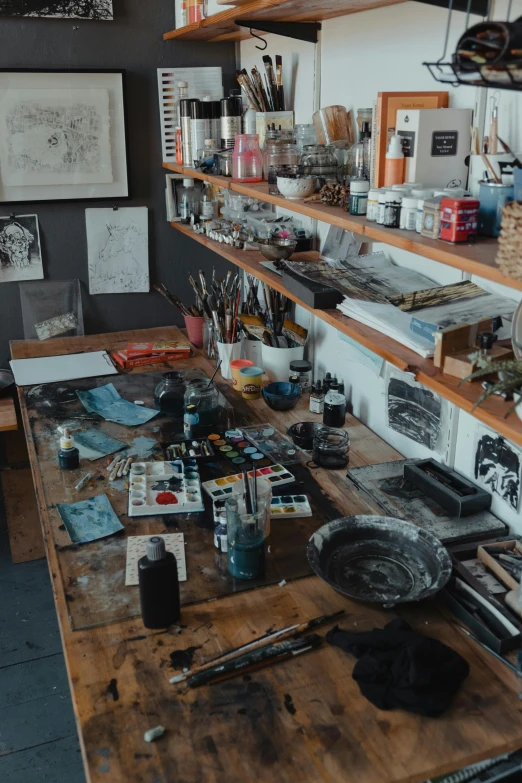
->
[0, 369, 14, 398]
[257, 238, 297, 262]
[307, 515, 452, 606]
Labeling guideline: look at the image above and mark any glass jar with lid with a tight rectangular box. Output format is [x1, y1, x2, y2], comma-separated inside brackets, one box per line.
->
[294, 124, 318, 153]
[183, 378, 220, 431]
[300, 144, 339, 188]
[154, 371, 186, 417]
[312, 427, 350, 469]
[263, 141, 300, 180]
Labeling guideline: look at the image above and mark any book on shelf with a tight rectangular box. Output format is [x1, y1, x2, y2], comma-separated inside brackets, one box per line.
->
[373, 91, 449, 188]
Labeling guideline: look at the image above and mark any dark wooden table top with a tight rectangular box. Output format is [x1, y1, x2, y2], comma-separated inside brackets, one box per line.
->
[11, 326, 522, 783]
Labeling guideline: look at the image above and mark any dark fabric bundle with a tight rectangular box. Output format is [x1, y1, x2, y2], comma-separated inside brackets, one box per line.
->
[326, 618, 469, 717]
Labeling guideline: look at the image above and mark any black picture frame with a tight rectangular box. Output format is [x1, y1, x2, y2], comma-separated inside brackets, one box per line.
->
[0, 68, 131, 205]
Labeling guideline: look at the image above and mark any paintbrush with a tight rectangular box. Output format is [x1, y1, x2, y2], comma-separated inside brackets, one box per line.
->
[481, 153, 501, 184]
[207, 294, 224, 342]
[275, 54, 285, 111]
[498, 136, 522, 168]
[252, 67, 270, 112]
[236, 69, 261, 112]
[263, 73, 274, 112]
[154, 284, 191, 316]
[262, 54, 279, 111]
[188, 635, 323, 688]
[169, 610, 344, 684]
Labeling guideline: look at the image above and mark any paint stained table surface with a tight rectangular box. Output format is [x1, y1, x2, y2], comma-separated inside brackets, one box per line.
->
[11, 327, 522, 783]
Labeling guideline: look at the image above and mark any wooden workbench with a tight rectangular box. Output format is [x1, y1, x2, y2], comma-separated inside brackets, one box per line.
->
[0, 395, 17, 432]
[11, 327, 522, 783]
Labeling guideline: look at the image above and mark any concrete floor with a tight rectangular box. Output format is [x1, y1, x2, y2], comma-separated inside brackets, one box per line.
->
[0, 484, 86, 782]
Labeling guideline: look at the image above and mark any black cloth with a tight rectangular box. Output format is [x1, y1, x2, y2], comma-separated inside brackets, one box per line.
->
[326, 618, 469, 717]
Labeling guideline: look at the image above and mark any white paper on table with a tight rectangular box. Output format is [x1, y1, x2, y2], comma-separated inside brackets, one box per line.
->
[126, 534, 187, 586]
[9, 351, 117, 386]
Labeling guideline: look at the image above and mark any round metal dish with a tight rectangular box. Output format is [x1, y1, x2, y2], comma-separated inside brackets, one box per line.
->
[0, 369, 14, 398]
[257, 238, 297, 262]
[307, 515, 452, 605]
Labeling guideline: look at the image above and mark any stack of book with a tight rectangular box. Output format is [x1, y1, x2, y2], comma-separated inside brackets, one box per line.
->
[111, 339, 191, 369]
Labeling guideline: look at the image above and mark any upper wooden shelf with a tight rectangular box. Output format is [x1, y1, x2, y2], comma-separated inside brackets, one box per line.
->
[171, 220, 522, 447]
[163, 162, 519, 293]
[163, 0, 405, 42]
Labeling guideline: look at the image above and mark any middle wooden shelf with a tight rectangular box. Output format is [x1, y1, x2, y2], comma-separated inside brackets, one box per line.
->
[163, 162, 517, 293]
[172, 219, 522, 448]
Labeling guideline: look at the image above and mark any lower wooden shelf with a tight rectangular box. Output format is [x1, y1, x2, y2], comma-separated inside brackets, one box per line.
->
[172, 220, 522, 448]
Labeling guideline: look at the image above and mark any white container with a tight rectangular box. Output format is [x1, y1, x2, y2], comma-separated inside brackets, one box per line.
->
[261, 344, 304, 382]
[400, 197, 419, 231]
[366, 189, 380, 222]
[415, 199, 425, 233]
[243, 339, 263, 366]
[216, 341, 242, 380]
[376, 192, 387, 225]
[277, 176, 316, 201]
[349, 179, 370, 215]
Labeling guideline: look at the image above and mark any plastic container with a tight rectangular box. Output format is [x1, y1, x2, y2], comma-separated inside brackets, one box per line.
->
[400, 197, 419, 231]
[216, 341, 242, 379]
[240, 366, 264, 400]
[349, 179, 370, 215]
[178, 178, 198, 223]
[383, 191, 401, 228]
[230, 359, 253, 392]
[138, 536, 180, 629]
[289, 359, 312, 391]
[261, 344, 305, 382]
[366, 189, 380, 222]
[384, 134, 405, 188]
[232, 134, 263, 183]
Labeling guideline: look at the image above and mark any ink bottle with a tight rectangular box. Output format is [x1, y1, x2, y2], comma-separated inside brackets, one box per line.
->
[138, 536, 180, 629]
[58, 427, 80, 470]
[310, 381, 325, 414]
[323, 372, 332, 393]
[183, 404, 199, 440]
[214, 511, 228, 553]
[323, 390, 347, 428]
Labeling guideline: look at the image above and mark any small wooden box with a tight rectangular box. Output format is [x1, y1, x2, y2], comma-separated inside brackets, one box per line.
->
[478, 540, 522, 592]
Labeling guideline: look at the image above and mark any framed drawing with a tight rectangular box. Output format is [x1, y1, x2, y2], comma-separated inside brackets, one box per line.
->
[0, 69, 130, 204]
[0, 1, 113, 18]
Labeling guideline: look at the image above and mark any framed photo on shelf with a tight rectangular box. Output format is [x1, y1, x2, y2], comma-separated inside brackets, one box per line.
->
[0, 69, 130, 204]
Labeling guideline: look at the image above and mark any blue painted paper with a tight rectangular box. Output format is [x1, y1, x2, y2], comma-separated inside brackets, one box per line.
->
[77, 383, 159, 426]
[74, 429, 126, 461]
[57, 494, 124, 544]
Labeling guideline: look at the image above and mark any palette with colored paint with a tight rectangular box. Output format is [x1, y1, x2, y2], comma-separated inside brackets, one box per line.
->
[207, 430, 271, 467]
[270, 495, 312, 518]
[128, 459, 204, 517]
[202, 464, 296, 500]
[239, 424, 308, 465]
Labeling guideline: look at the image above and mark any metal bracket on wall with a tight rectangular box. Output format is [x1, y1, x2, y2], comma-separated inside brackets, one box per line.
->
[414, 0, 488, 15]
[235, 19, 321, 44]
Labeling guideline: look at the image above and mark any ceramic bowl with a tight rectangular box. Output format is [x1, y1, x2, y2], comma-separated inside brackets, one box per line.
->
[262, 381, 301, 411]
[276, 175, 316, 201]
[257, 238, 297, 262]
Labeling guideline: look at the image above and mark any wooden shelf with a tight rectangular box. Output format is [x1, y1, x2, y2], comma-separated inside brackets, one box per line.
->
[163, 0, 405, 42]
[172, 219, 522, 447]
[163, 162, 520, 292]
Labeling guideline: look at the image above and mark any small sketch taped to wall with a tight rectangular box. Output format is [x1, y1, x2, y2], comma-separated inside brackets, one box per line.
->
[0, 89, 113, 188]
[0, 1, 113, 19]
[0, 214, 43, 283]
[86, 208, 149, 294]
[474, 427, 521, 510]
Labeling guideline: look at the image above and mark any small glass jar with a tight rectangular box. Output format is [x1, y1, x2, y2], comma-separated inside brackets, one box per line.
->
[154, 371, 186, 417]
[312, 427, 350, 469]
[289, 359, 312, 392]
[263, 141, 300, 181]
[226, 478, 272, 580]
[183, 378, 220, 430]
[300, 144, 338, 187]
[217, 150, 233, 177]
[294, 123, 318, 153]
[232, 134, 263, 183]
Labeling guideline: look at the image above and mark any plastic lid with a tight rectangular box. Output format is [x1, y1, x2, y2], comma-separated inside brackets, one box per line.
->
[368, 189, 380, 198]
[411, 188, 434, 198]
[146, 536, 167, 562]
[290, 360, 312, 372]
[386, 134, 404, 159]
[177, 80, 188, 88]
[350, 179, 370, 193]
[58, 427, 75, 450]
[239, 366, 263, 377]
[401, 197, 419, 208]
[183, 178, 195, 187]
[378, 192, 388, 202]
[386, 190, 401, 202]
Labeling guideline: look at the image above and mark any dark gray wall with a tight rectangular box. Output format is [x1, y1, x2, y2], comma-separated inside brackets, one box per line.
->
[0, 1, 236, 365]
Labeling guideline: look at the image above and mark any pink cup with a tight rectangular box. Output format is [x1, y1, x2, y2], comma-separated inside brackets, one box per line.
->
[184, 315, 205, 349]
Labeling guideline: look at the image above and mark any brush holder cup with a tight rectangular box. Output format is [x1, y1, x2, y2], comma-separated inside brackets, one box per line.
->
[261, 344, 304, 382]
[216, 341, 242, 380]
[183, 315, 205, 348]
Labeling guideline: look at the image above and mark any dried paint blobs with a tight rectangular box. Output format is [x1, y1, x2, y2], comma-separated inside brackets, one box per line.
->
[156, 492, 178, 506]
[144, 726, 165, 743]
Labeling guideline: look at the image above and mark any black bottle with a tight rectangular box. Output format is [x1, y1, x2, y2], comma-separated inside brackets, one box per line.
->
[324, 372, 332, 392]
[138, 536, 180, 629]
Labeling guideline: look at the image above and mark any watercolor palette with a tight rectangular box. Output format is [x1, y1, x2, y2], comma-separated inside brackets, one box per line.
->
[202, 464, 296, 501]
[128, 459, 204, 517]
[207, 429, 271, 467]
[238, 424, 307, 465]
[270, 495, 312, 518]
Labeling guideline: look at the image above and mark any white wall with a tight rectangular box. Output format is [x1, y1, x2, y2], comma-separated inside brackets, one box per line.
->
[240, 2, 522, 533]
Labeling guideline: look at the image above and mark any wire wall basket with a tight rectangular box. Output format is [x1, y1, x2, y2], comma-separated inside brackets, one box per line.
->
[424, 0, 522, 92]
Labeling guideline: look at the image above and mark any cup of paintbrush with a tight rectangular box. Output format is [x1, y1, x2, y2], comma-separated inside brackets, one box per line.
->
[215, 339, 242, 380]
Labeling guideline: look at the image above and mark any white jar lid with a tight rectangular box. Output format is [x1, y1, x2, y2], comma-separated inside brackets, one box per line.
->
[401, 197, 419, 208]
[368, 189, 380, 199]
[386, 190, 401, 201]
[411, 188, 434, 198]
[351, 180, 370, 193]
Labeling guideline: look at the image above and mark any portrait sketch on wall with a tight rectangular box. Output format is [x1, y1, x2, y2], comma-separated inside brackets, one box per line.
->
[0, 214, 43, 282]
[0, 89, 113, 188]
[86, 208, 149, 295]
[0, 1, 113, 19]
[474, 428, 521, 510]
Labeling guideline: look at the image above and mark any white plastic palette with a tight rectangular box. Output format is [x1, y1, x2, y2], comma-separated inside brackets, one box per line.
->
[128, 459, 204, 517]
[202, 464, 296, 501]
[270, 494, 312, 518]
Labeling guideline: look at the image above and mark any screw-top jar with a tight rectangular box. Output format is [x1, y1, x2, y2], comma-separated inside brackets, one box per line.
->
[349, 179, 370, 215]
[377, 191, 387, 225]
[263, 141, 300, 181]
[400, 197, 419, 231]
[383, 191, 401, 228]
[366, 189, 380, 222]
[289, 359, 312, 391]
[312, 427, 350, 469]
[232, 134, 263, 183]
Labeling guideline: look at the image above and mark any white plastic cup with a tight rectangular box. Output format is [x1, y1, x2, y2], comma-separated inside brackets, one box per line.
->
[216, 341, 242, 380]
[261, 344, 304, 382]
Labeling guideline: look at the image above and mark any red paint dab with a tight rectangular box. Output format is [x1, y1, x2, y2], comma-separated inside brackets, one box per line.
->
[156, 492, 178, 506]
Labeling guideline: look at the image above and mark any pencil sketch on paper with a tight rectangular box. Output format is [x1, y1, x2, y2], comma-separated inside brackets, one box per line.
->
[0, 1, 113, 19]
[474, 429, 521, 510]
[86, 208, 149, 295]
[0, 214, 44, 283]
[0, 89, 113, 187]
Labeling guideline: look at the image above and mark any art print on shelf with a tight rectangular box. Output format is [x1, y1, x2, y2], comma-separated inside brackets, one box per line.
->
[0, 213, 43, 282]
[0, 70, 129, 204]
[0, 0, 113, 20]
[474, 428, 521, 511]
[86, 207, 149, 295]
